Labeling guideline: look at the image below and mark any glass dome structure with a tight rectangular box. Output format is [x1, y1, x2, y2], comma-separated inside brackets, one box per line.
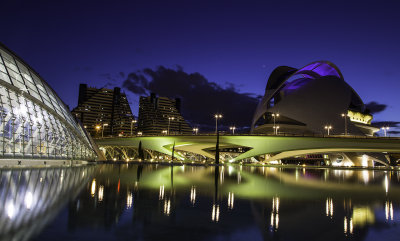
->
[0, 43, 96, 160]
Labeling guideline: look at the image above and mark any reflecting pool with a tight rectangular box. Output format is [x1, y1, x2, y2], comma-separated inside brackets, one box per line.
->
[2, 164, 400, 241]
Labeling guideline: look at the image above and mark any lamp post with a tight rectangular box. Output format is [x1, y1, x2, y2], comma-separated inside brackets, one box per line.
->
[167, 117, 174, 135]
[95, 125, 101, 138]
[324, 125, 332, 136]
[341, 113, 348, 135]
[381, 126, 389, 137]
[229, 126, 236, 135]
[102, 123, 108, 138]
[214, 114, 222, 134]
[272, 113, 279, 135]
[273, 126, 280, 135]
[130, 119, 137, 136]
[193, 127, 199, 135]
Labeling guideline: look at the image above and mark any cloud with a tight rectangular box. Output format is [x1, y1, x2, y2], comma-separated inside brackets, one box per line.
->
[365, 101, 387, 114]
[122, 66, 259, 130]
[371, 121, 400, 128]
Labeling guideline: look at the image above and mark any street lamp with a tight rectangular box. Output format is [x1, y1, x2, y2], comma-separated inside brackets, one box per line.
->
[193, 127, 199, 135]
[381, 126, 390, 137]
[272, 113, 279, 135]
[230, 126, 236, 135]
[341, 113, 348, 135]
[167, 117, 175, 135]
[102, 123, 108, 138]
[130, 119, 137, 136]
[214, 114, 222, 134]
[324, 125, 332, 135]
[273, 126, 280, 135]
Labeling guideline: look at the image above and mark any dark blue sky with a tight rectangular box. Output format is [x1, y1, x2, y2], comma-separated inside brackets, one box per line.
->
[1, 0, 399, 133]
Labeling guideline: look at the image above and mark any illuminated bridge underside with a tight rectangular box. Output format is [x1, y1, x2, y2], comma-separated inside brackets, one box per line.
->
[96, 136, 400, 166]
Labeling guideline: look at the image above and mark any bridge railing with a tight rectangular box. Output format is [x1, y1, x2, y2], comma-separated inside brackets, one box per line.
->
[93, 133, 400, 140]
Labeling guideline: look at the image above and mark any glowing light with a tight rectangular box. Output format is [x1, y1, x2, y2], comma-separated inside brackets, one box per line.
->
[344, 217, 353, 235]
[127, 192, 133, 209]
[228, 166, 233, 176]
[7, 202, 15, 219]
[91, 179, 96, 197]
[159, 185, 165, 200]
[385, 174, 389, 193]
[361, 154, 368, 167]
[98, 185, 104, 201]
[269, 160, 280, 165]
[228, 192, 234, 210]
[362, 170, 369, 184]
[270, 196, 280, 231]
[326, 198, 333, 217]
[164, 199, 171, 216]
[352, 206, 375, 227]
[190, 186, 196, 206]
[385, 201, 394, 221]
[211, 204, 220, 222]
[25, 192, 33, 209]
[237, 172, 241, 184]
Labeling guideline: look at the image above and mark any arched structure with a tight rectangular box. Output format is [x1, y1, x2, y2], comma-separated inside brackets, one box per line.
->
[252, 61, 379, 136]
[0, 43, 96, 160]
[95, 135, 400, 167]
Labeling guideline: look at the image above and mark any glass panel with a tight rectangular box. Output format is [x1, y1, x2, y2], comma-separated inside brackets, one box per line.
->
[0, 72, 11, 84]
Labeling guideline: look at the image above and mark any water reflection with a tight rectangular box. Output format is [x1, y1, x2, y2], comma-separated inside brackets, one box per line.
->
[31, 164, 400, 241]
[0, 165, 94, 241]
[326, 197, 333, 218]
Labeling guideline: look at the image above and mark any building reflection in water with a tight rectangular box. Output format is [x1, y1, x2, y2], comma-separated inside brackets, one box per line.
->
[352, 206, 374, 227]
[30, 164, 400, 240]
[0, 165, 94, 241]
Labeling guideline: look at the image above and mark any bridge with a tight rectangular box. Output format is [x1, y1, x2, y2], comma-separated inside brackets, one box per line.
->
[95, 135, 400, 166]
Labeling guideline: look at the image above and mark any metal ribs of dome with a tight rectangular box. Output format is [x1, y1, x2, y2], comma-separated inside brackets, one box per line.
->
[0, 43, 96, 160]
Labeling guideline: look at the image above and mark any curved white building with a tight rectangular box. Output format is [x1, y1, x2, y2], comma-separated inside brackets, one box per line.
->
[0, 43, 96, 160]
[252, 61, 379, 136]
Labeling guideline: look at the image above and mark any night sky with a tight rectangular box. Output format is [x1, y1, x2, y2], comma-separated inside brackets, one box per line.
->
[1, 0, 399, 134]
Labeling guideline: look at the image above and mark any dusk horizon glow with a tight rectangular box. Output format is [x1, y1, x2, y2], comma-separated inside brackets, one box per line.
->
[1, 0, 399, 134]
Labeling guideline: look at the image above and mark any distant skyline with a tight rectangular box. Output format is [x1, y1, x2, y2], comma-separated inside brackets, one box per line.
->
[1, 0, 399, 134]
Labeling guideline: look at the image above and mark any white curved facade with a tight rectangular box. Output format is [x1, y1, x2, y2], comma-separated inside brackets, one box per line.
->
[252, 61, 379, 136]
[0, 43, 96, 160]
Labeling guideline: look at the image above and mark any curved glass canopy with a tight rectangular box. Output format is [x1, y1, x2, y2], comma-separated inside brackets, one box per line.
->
[0, 43, 96, 160]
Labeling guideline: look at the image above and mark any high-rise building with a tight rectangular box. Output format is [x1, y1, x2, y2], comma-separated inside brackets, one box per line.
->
[138, 93, 192, 135]
[72, 84, 135, 137]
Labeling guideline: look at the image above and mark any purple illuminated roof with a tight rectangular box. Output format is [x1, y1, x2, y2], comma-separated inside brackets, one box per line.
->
[295, 61, 342, 79]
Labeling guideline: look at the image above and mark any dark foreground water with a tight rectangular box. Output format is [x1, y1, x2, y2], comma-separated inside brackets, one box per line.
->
[1, 164, 400, 241]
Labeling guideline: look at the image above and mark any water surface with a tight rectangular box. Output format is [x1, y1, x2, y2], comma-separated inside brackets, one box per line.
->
[2, 164, 400, 241]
